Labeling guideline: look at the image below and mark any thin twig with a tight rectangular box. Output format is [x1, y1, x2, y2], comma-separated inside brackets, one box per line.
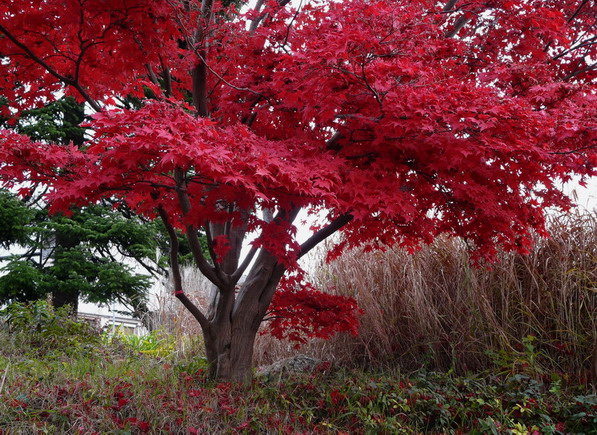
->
[0, 362, 9, 395]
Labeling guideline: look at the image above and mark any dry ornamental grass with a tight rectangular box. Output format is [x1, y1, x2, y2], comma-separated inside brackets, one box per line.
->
[255, 211, 597, 386]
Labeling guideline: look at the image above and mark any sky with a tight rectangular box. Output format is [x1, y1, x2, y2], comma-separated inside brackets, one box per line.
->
[565, 177, 597, 211]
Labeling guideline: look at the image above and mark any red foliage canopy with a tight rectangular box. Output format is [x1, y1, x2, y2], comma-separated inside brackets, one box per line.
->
[0, 0, 596, 341]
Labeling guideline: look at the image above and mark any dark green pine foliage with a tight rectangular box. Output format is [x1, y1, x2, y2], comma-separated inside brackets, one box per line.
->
[0, 98, 165, 316]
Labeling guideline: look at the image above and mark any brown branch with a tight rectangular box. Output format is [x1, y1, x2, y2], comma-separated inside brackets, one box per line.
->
[157, 206, 210, 331]
[443, 0, 458, 12]
[204, 220, 223, 276]
[191, 0, 216, 116]
[298, 214, 353, 259]
[249, 0, 267, 34]
[568, 0, 591, 23]
[549, 143, 597, 155]
[192, 62, 210, 117]
[159, 57, 173, 98]
[231, 246, 259, 284]
[146, 64, 160, 86]
[326, 131, 343, 151]
[445, 14, 471, 38]
[173, 169, 226, 287]
[553, 36, 597, 60]
[563, 62, 596, 81]
[249, 0, 293, 34]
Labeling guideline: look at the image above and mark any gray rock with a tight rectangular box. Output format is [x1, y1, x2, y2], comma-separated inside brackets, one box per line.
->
[257, 354, 322, 379]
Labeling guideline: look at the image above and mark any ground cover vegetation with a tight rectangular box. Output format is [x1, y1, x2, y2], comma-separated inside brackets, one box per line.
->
[0, 0, 595, 381]
[0, 303, 596, 434]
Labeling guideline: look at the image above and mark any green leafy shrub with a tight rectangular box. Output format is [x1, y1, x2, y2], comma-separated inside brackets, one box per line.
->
[0, 300, 101, 356]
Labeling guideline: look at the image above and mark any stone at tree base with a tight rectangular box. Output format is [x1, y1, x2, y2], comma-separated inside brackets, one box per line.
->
[257, 354, 323, 379]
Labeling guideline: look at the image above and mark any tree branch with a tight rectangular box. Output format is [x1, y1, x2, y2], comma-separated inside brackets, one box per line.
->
[567, 0, 591, 23]
[204, 220, 223, 276]
[563, 62, 596, 81]
[157, 206, 210, 331]
[553, 35, 597, 60]
[249, 0, 267, 34]
[549, 143, 597, 155]
[191, 0, 215, 116]
[0, 23, 102, 112]
[159, 57, 173, 98]
[173, 169, 226, 287]
[443, 0, 458, 12]
[231, 245, 259, 284]
[445, 14, 471, 38]
[298, 214, 353, 259]
[249, 0, 293, 34]
[145, 64, 160, 86]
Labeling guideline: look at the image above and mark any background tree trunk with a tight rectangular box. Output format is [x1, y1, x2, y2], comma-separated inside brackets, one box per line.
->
[51, 229, 79, 314]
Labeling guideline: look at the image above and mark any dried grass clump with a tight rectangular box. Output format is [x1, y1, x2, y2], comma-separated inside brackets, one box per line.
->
[256, 211, 597, 384]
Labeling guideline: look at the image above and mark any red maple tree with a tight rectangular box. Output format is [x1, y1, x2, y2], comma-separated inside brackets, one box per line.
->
[0, 0, 595, 380]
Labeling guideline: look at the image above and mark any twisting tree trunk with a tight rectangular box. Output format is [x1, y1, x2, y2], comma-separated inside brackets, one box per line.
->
[159, 197, 298, 380]
[203, 251, 285, 381]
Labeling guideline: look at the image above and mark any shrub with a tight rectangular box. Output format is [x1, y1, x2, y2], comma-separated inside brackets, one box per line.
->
[0, 300, 101, 356]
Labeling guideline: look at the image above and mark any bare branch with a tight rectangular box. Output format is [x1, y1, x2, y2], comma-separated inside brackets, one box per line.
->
[568, 0, 591, 23]
[190, 0, 216, 116]
[445, 14, 470, 38]
[443, 0, 458, 12]
[326, 131, 343, 151]
[145, 64, 160, 85]
[159, 57, 173, 98]
[563, 62, 596, 81]
[249, 0, 267, 33]
[193, 50, 268, 99]
[204, 220, 224, 277]
[553, 35, 597, 60]
[173, 169, 226, 287]
[157, 206, 210, 331]
[549, 143, 597, 155]
[298, 214, 353, 259]
[249, 0, 293, 34]
[231, 245, 259, 284]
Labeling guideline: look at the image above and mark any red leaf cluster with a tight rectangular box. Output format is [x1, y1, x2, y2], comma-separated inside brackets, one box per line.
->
[265, 275, 362, 346]
[0, 0, 595, 344]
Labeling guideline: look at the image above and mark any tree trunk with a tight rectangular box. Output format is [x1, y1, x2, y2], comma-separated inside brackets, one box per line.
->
[203, 322, 258, 382]
[51, 227, 79, 314]
[160, 196, 302, 381]
[51, 288, 79, 313]
[202, 250, 285, 381]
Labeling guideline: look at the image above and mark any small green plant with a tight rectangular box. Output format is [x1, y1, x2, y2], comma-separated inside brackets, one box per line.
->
[117, 329, 176, 357]
[1, 300, 55, 332]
